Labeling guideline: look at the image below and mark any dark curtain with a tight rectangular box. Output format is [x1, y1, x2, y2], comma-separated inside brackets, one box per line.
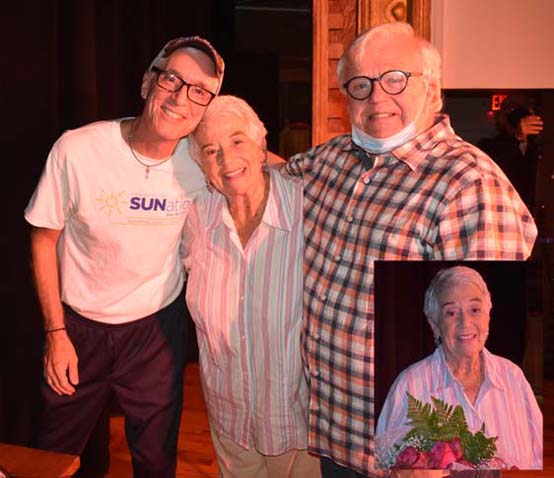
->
[374, 260, 530, 421]
[0, 0, 217, 446]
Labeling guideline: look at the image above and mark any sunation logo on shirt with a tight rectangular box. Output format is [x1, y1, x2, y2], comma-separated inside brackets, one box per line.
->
[96, 190, 191, 225]
[129, 196, 190, 213]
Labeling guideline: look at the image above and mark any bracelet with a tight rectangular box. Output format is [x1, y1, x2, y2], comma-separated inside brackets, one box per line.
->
[45, 327, 66, 334]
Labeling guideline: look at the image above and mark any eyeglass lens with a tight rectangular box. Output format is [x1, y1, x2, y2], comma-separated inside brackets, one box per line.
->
[347, 71, 409, 99]
[156, 70, 213, 106]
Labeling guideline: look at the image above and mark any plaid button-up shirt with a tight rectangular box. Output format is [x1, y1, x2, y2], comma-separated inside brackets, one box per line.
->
[284, 115, 537, 475]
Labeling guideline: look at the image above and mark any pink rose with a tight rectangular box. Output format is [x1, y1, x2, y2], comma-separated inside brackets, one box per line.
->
[428, 441, 457, 469]
[396, 446, 419, 467]
[395, 446, 429, 469]
[411, 450, 429, 469]
[450, 437, 463, 460]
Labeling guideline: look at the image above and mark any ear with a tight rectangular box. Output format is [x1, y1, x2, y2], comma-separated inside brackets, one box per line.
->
[198, 161, 208, 176]
[485, 307, 492, 329]
[427, 82, 443, 113]
[259, 138, 269, 165]
[428, 318, 440, 338]
[141, 71, 155, 100]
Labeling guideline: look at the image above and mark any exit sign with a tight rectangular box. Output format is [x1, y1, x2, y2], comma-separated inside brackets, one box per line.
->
[491, 94, 508, 111]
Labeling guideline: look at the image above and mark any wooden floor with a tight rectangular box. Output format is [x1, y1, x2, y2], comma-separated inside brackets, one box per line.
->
[107, 363, 554, 478]
[108, 362, 218, 477]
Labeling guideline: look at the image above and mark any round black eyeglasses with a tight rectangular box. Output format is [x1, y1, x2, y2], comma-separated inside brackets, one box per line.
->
[343, 70, 423, 100]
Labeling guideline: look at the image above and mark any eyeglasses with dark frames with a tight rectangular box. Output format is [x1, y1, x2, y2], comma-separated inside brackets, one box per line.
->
[151, 66, 216, 106]
[343, 70, 423, 100]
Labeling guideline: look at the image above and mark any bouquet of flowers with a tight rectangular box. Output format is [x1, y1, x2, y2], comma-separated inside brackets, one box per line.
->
[376, 393, 511, 471]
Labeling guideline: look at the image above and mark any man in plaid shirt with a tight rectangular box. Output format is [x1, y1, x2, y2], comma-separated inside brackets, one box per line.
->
[284, 22, 537, 477]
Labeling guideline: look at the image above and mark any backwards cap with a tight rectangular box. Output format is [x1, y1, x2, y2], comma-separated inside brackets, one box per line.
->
[149, 36, 225, 93]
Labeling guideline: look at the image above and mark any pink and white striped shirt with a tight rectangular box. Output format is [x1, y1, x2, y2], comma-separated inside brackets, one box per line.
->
[182, 170, 308, 455]
[376, 346, 542, 469]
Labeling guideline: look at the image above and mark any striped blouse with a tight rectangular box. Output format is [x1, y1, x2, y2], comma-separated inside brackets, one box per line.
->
[376, 346, 543, 469]
[182, 170, 308, 455]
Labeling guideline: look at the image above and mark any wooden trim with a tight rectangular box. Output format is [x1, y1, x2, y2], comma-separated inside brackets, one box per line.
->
[312, 0, 329, 146]
[410, 0, 431, 39]
[357, 1, 371, 34]
[369, 0, 383, 29]
[359, 0, 431, 38]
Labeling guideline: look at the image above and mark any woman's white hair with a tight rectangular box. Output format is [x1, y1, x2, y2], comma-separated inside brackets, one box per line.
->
[424, 266, 492, 327]
[337, 22, 442, 112]
[188, 95, 267, 163]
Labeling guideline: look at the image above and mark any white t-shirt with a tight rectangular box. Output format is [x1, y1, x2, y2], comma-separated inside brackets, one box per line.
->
[25, 119, 205, 323]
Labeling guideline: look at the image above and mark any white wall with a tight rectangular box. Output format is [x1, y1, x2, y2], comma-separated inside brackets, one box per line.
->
[431, 0, 554, 89]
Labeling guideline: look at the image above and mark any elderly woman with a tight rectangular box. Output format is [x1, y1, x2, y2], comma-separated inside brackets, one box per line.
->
[376, 266, 542, 470]
[181, 95, 320, 478]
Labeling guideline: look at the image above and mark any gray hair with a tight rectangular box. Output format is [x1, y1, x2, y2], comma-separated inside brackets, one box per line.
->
[337, 22, 442, 111]
[188, 95, 267, 163]
[424, 266, 492, 327]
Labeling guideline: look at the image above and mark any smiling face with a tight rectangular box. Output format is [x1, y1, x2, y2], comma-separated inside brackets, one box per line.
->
[343, 34, 440, 138]
[430, 281, 491, 364]
[140, 48, 219, 143]
[194, 113, 266, 199]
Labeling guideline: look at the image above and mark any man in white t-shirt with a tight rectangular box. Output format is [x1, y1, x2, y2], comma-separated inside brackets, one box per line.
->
[25, 36, 224, 478]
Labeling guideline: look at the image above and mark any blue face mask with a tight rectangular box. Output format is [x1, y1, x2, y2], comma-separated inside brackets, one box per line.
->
[352, 122, 417, 154]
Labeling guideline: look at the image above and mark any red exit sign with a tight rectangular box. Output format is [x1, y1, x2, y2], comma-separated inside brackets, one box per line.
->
[491, 94, 508, 111]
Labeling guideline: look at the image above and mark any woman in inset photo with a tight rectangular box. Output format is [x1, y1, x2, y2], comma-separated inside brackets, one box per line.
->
[376, 265, 542, 470]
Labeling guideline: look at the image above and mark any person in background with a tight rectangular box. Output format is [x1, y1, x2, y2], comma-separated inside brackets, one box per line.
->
[478, 94, 543, 213]
[25, 36, 224, 478]
[283, 22, 537, 477]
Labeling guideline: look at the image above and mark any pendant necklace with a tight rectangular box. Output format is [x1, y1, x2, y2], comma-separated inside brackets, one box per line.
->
[127, 122, 172, 179]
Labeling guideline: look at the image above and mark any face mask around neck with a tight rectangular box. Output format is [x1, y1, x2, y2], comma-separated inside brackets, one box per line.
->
[352, 122, 417, 154]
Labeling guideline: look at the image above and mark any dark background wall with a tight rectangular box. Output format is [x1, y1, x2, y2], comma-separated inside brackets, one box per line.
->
[0, 0, 313, 446]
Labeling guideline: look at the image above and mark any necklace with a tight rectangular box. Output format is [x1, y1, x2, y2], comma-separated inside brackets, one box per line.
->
[127, 122, 173, 179]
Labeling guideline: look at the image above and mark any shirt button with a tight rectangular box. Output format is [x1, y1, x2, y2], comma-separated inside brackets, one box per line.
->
[312, 333, 320, 341]
[335, 255, 342, 262]
[320, 294, 327, 301]
[311, 369, 320, 378]
[346, 215, 354, 223]
[363, 177, 370, 184]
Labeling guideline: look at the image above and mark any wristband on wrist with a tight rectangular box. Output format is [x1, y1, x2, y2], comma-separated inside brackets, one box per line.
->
[45, 327, 66, 334]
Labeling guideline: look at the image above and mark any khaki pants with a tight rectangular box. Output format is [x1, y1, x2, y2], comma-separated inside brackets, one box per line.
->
[210, 427, 321, 478]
